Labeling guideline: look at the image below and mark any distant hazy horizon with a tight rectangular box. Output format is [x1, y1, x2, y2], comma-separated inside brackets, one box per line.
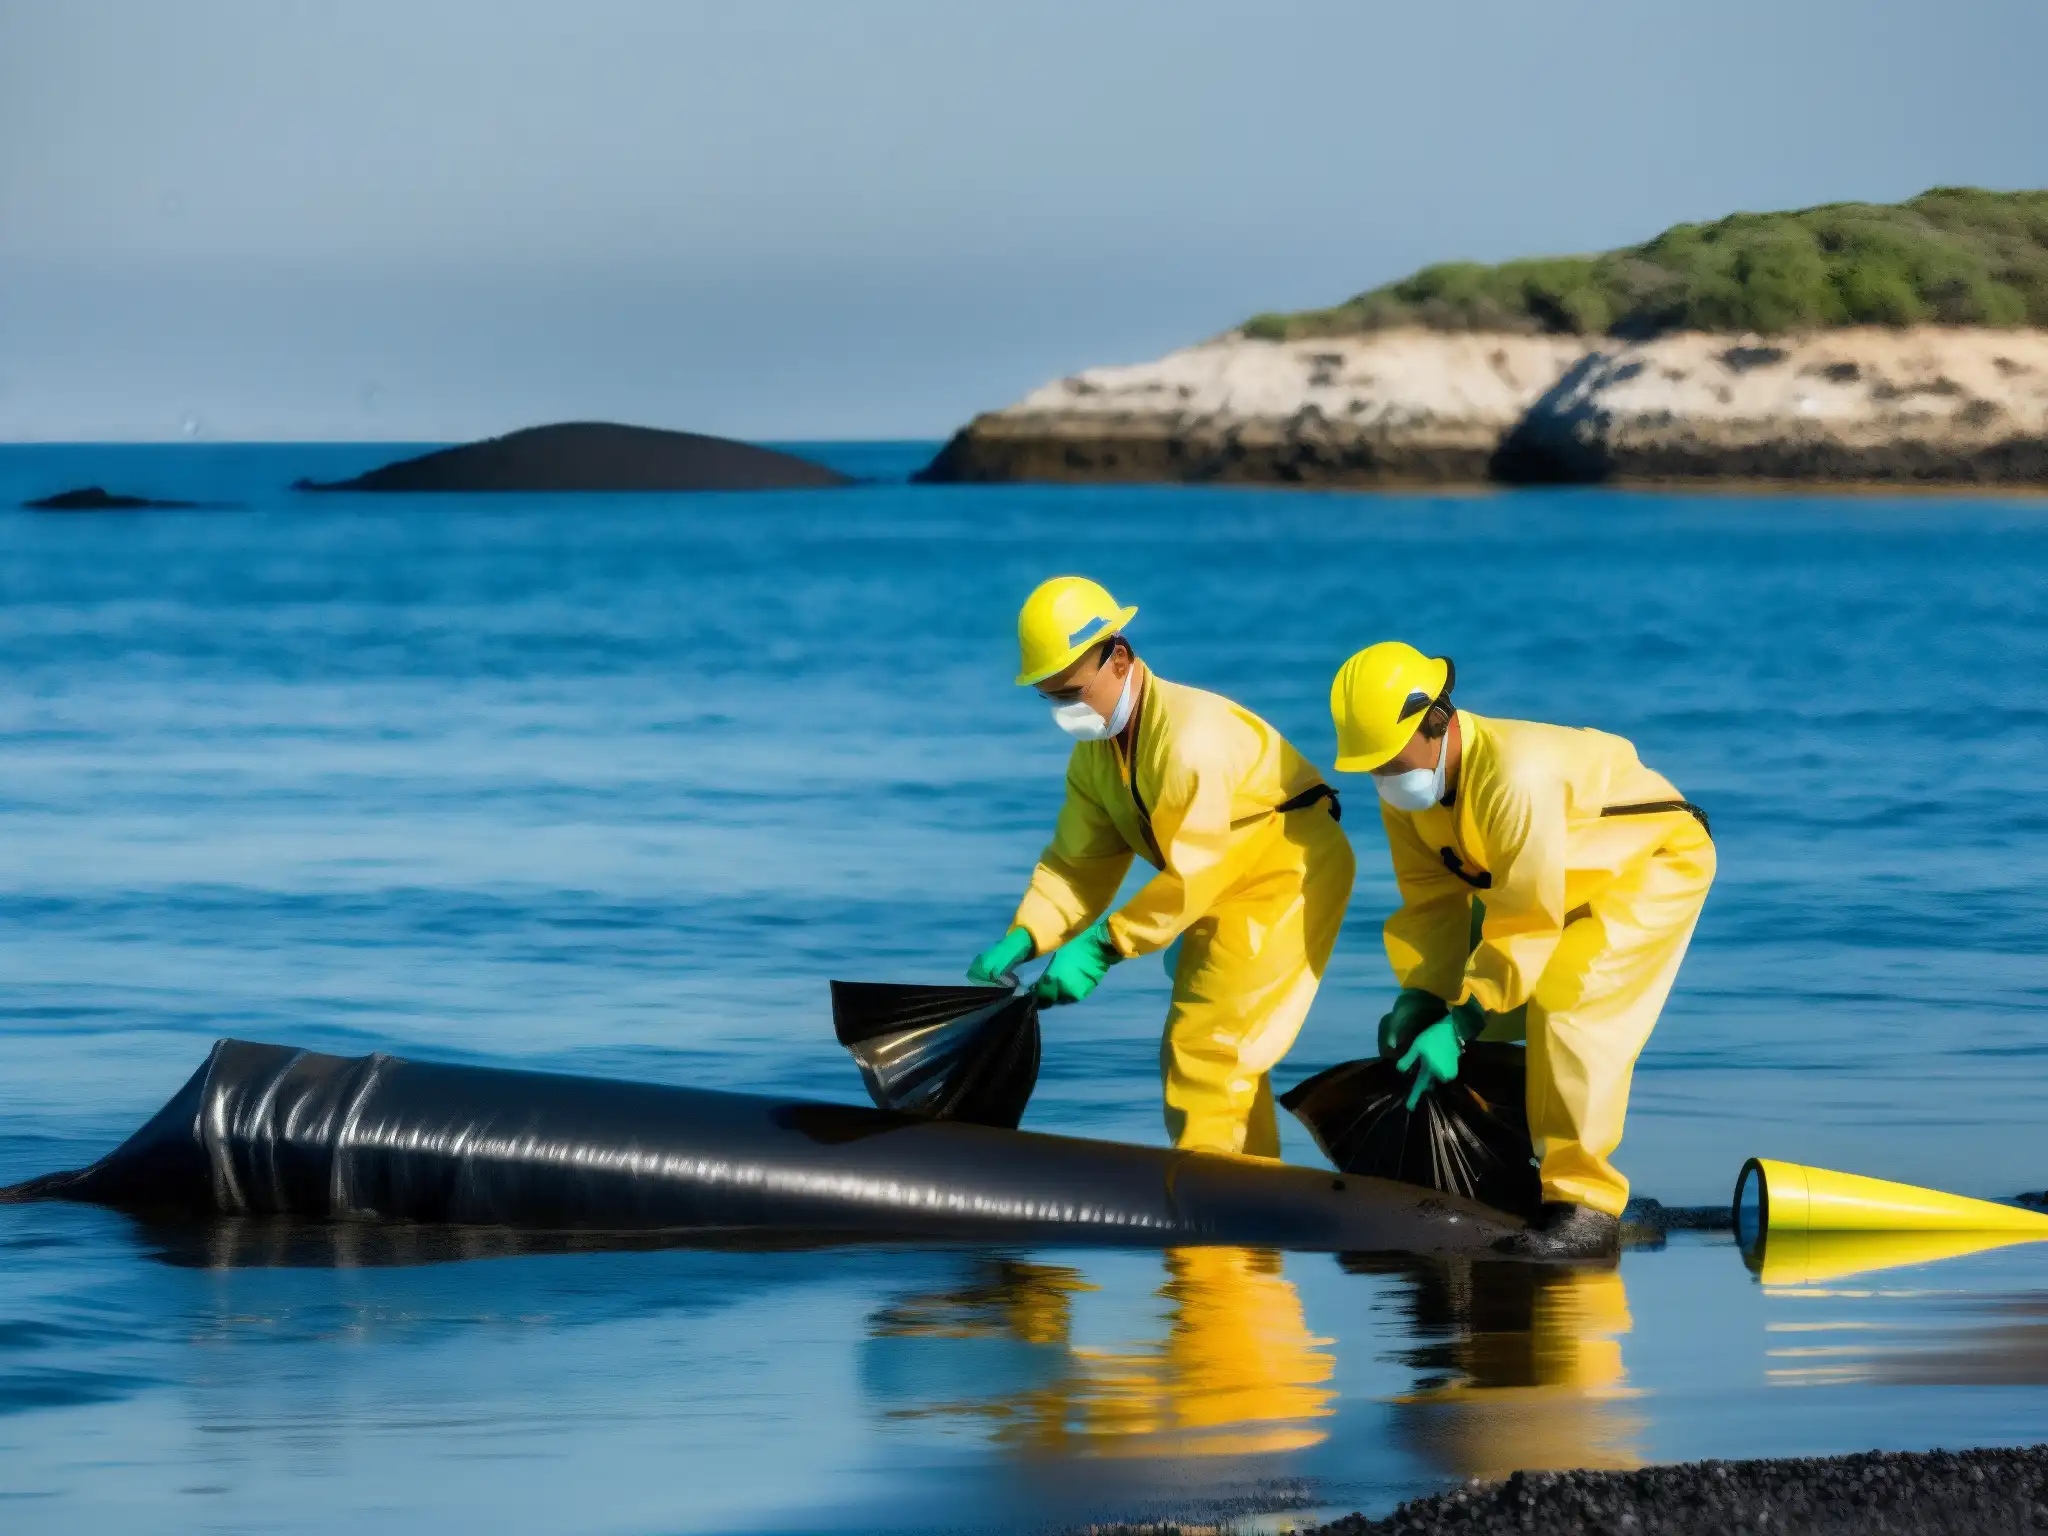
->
[4, 0, 2045, 442]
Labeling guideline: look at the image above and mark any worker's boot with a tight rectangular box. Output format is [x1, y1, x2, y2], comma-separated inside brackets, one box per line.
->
[1491, 1200, 1620, 1261]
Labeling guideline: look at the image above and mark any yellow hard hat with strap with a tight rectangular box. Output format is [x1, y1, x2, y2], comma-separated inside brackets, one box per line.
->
[1015, 577, 1140, 686]
[1329, 641, 1451, 771]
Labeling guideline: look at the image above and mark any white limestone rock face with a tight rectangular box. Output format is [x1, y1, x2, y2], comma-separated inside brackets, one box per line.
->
[920, 327, 2048, 487]
[1496, 329, 2048, 484]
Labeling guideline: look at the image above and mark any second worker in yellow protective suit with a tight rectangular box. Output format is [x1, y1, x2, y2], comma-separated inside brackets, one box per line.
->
[966, 578, 1354, 1157]
[1329, 643, 1715, 1259]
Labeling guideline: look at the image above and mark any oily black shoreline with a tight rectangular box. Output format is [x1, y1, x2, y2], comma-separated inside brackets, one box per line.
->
[1096, 1445, 2048, 1535]
[1308, 1445, 2048, 1535]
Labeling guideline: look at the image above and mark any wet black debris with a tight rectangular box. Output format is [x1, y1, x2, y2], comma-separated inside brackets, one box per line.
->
[1617, 1196, 1733, 1250]
[1630, 1199, 1734, 1231]
[1303, 1444, 2048, 1535]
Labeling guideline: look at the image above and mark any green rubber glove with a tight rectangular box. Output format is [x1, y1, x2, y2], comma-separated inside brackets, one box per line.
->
[1396, 999, 1489, 1110]
[1397, 1019, 1464, 1110]
[1033, 918, 1121, 1006]
[967, 927, 1035, 986]
[1378, 987, 1449, 1060]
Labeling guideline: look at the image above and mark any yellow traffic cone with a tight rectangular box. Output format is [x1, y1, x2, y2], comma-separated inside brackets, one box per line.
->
[1737, 1158, 2048, 1237]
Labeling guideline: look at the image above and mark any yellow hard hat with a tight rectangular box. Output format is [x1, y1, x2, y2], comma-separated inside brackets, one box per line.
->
[1329, 641, 1451, 771]
[1015, 576, 1139, 686]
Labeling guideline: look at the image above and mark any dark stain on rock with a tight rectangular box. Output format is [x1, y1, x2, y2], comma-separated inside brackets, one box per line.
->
[1719, 344, 1788, 373]
[1872, 376, 1965, 402]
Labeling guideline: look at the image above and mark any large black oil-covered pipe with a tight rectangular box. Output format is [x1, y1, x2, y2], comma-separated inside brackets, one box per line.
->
[0, 1040, 1522, 1254]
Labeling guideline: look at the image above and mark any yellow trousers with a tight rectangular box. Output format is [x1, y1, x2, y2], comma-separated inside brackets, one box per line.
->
[1520, 823, 1716, 1215]
[1162, 807, 1354, 1156]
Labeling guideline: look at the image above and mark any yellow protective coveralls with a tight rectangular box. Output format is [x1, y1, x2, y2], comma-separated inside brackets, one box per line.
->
[1380, 712, 1715, 1215]
[1012, 664, 1355, 1156]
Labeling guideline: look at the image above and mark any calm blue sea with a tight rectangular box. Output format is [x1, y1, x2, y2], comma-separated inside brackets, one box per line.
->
[2, 442, 2046, 1533]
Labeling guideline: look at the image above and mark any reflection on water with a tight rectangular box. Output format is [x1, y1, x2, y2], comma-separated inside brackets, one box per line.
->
[863, 1247, 1335, 1458]
[1752, 1232, 2048, 1391]
[1365, 1257, 1645, 1479]
[124, 1214, 857, 1269]
[6, 1208, 2048, 1533]
[859, 1246, 1656, 1477]
[1744, 1227, 2048, 1289]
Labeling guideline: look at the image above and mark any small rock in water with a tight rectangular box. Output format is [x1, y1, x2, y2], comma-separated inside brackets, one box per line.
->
[23, 486, 202, 511]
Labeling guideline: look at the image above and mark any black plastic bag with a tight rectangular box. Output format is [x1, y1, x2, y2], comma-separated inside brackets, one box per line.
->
[830, 981, 1040, 1129]
[1280, 1042, 1541, 1219]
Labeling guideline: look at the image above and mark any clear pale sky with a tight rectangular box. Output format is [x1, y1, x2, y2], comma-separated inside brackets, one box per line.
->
[3, 0, 2044, 441]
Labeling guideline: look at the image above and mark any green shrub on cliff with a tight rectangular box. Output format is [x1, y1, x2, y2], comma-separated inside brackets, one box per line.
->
[1245, 187, 2048, 339]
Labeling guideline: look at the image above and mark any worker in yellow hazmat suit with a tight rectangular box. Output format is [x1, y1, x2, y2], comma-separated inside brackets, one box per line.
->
[967, 577, 1354, 1157]
[1328, 643, 1715, 1258]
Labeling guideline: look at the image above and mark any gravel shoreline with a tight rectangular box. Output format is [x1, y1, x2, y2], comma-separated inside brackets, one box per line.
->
[1089, 1445, 2048, 1535]
[1308, 1445, 2048, 1535]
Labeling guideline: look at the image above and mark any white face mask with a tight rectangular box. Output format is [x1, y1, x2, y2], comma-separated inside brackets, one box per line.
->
[1052, 670, 1134, 742]
[1373, 729, 1448, 812]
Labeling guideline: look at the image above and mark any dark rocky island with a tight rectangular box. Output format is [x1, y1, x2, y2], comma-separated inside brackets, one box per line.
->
[295, 422, 849, 493]
[23, 486, 203, 511]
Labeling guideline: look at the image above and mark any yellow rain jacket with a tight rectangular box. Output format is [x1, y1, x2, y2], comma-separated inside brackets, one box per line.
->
[1380, 712, 1715, 1214]
[1012, 664, 1355, 1156]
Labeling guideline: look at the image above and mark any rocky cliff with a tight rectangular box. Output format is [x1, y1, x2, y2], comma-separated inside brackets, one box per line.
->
[918, 327, 2048, 488]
